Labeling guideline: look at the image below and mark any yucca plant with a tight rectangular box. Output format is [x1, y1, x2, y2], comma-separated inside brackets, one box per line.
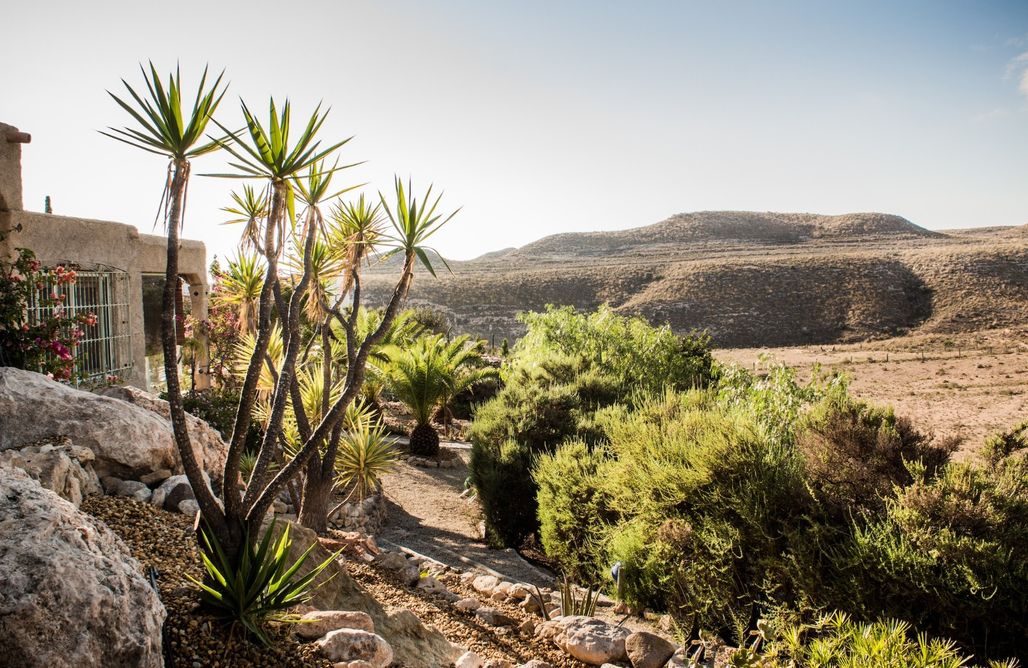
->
[190, 520, 339, 646]
[219, 251, 265, 334]
[222, 183, 269, 252]
[103, 63, 228, 534]
[559, 575, 600, 617]
[333, 417, 398, 502]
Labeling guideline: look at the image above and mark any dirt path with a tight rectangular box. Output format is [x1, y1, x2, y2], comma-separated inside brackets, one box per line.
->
[379, 446, 555, 588]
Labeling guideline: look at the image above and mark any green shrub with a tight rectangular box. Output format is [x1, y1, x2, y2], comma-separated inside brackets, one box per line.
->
[535, 440, 610, 581]
[832, 448, 1028, 660]
[469, 439, 537, 547]
[797, 389, 955, 518]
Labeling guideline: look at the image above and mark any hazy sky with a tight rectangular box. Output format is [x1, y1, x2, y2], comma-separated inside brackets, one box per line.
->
[3, 0, 1028, 262]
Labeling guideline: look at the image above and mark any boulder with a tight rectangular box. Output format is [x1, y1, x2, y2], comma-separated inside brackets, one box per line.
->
[0, 437, 101, 506]
[537, 616, 631, 665]
[625, 631, 677, 668]
[114, 479, 152, 502]
[272, 521, 460, 667]
[316, 628, 393, 667]
[151, 473, 214, 513]
[98, 385, 228, 482]
[295, 610, 375, 640]
[0, 368, 224, 482]
[0, 468, 165, 667]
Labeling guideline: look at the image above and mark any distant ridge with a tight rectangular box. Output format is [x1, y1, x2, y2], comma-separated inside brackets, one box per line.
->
[362, 211, 1027, 347]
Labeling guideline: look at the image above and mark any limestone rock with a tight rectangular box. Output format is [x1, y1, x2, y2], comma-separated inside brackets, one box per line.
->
[99, 384, 228, 482]
[114, 479, 152, 502]
[537, 615, 631, 665]
[151, 473, 214, 513]
[0, 468, 165, 667]
[374, 550, 408, 571]
[625, 631, 677, 668]
[0, 368, 223, 482]
[484, 660, 514, 668]
[455, 650, 484, 668]
[455, 597, 481, 611]
[472, 574, 499, 594]
[272, 521, 460, 667]
[518, 661, 553, 668]
[316, 628, 392, 667]
[0, 437, 101, 506]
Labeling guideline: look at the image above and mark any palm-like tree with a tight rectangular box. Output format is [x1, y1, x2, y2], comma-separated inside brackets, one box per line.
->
[384, 334, 497, 456]
[103, 63, 227, 529]
[219, 251, 264, 333]
[221, 184, 268, 252]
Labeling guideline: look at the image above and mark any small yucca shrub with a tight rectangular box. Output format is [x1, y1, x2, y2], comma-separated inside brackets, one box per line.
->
[190, 521, 339, 645]
[334, 418, 398, 501]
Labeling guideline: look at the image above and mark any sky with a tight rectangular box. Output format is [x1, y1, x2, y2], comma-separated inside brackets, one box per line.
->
[2, 0, 1028, 262]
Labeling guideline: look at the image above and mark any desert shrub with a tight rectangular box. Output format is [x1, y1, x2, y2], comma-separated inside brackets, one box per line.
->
[513, 304, 714, 394]
[469, 439, 538, 546]
[759, 612, 1009, 668]
[797, 389, 955, 517]
[980, 419, 1028, 467]
[471, 306, 715, 548]
[831, 447, 1028, 660]
[535, 440, 611, 581]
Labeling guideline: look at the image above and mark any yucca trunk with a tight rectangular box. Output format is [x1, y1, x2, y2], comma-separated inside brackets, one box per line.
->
[162, 158, 239, 556]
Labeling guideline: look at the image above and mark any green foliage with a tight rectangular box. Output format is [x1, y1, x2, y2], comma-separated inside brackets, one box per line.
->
[534, 440, 610, 582]
[102, 62, 227, 160]
[513, 304, 713, 394]
[190, 521, 339, 646]
[559, 575, 600, 617]
[797, 387, 955, 517]
[471, 305, 715, 548]
[333, 414, 398, 501]
[836, 448, 1028, 659]
[469, 439, 537, 547]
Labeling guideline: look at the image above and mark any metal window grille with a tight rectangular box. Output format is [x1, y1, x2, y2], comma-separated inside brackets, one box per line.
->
[26, 267, 132, 383]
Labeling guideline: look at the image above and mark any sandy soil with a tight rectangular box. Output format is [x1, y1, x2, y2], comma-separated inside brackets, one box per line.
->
[717, 328, 1028, 460]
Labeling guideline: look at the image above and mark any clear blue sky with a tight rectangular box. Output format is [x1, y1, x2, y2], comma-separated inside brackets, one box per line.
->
[2, 0, 1028, 261]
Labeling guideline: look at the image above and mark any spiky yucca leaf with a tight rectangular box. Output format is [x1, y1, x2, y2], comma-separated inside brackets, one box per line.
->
[189, 521, 340, 646]
[334, 418, 398, 501]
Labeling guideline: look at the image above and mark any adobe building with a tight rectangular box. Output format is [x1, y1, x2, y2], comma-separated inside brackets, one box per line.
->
[0, 121, 210, 390]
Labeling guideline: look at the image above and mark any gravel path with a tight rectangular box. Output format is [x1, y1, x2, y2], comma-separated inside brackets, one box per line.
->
[379, 445, 556, 588]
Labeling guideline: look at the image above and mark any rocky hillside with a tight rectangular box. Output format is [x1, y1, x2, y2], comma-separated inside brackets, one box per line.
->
[363, 211, 1028, 347]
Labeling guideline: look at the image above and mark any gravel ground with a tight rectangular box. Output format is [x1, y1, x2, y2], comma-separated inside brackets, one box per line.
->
[344, 558, 586, 667]
[83, 496, 331, 668]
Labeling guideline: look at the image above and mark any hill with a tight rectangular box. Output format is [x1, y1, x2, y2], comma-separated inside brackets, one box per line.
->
[362, 211, 1028, 347]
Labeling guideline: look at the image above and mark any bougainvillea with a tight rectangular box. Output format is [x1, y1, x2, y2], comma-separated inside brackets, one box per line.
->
[0, 247, 96, 381]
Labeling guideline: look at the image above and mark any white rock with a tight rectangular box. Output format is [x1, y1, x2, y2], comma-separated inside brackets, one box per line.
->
[0, 468, 165, 667]
[538, 615, 631, 665]
[0, 439, 101, 506]
[472, 574, 499, 594]
[455, 597, 482, 611]
[178, 498, 200, 517]
[316, 628, 393, 667]
[455, 650, 484, 668]
[295, 610, 375, 640]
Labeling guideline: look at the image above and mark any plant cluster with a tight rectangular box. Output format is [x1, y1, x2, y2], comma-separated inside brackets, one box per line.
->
[0, 247, 98, 381]
[469, 305, 714, 547]
[533, 362, 1026, 661]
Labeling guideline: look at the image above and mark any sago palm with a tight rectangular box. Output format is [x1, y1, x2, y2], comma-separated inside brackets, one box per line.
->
[384, 336, 452, 456]
[103, 63, 228, 528]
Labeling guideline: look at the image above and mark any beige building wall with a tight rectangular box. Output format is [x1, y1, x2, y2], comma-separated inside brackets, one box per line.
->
[0, 121, 210, 390]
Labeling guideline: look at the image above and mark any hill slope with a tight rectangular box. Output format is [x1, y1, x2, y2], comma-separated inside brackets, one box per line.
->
[363, 211, 1027, 347]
